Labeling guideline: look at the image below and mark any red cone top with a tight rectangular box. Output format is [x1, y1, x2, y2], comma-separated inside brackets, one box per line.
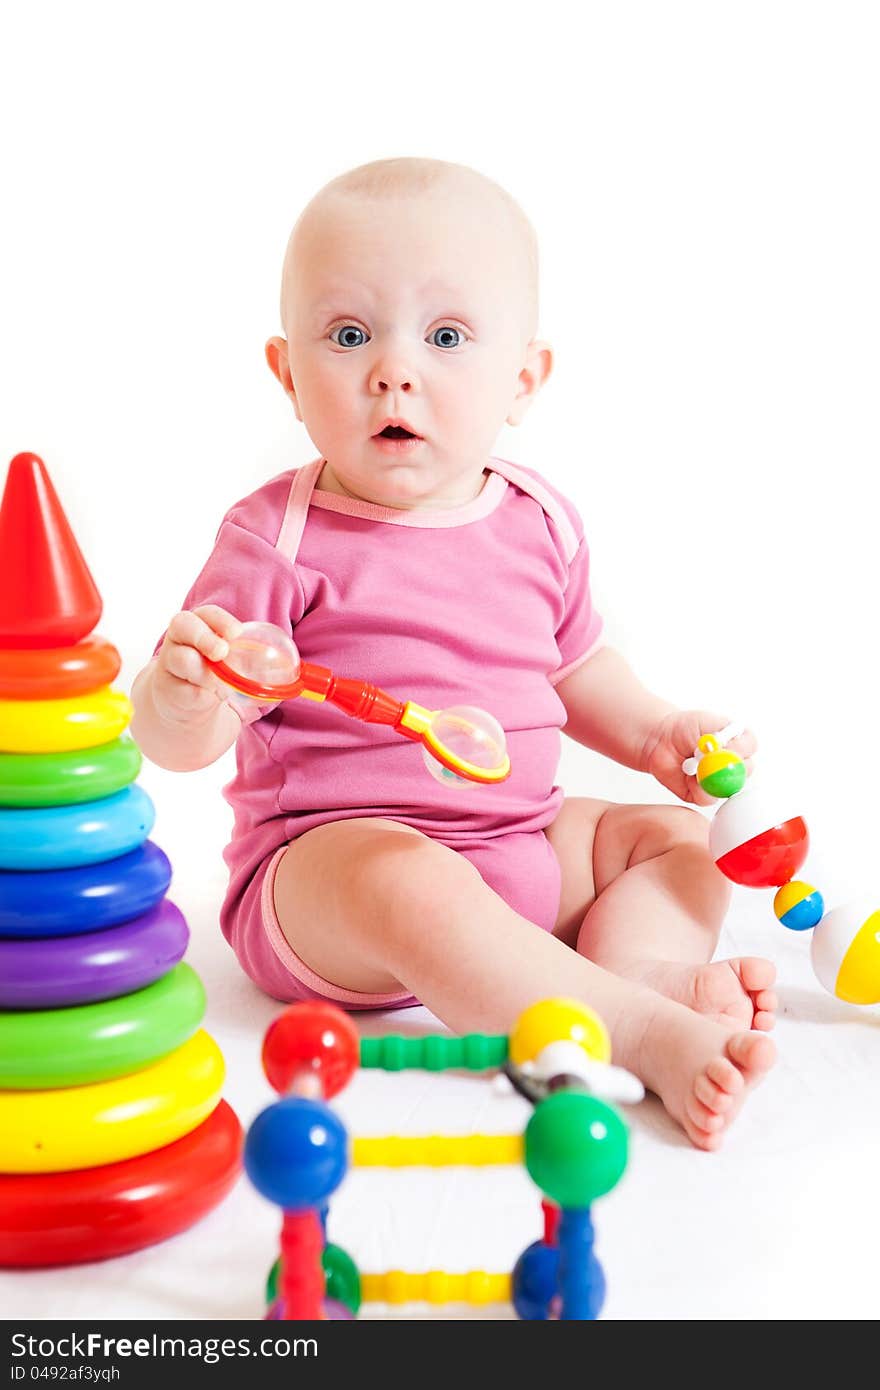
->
[0, 453, 103, 648]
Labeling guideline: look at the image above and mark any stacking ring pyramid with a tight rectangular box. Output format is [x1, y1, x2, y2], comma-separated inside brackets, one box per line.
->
[0, 452, 242, 1266]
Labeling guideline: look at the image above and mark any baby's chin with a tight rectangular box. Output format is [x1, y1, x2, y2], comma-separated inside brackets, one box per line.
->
[372, 471, 486, 510]
[323, 453, 486, 510]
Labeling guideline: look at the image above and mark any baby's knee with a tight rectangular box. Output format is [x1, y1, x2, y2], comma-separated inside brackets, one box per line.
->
[651, 807, 730, 904]
[650, 807, 721, 879]
[341, 829, 480, 920]
[660, 804, 712, 852]
[602, 801, 712, 868]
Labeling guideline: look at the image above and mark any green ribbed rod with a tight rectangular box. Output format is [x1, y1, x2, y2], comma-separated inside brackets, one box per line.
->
[359, 1033, 509, 1072]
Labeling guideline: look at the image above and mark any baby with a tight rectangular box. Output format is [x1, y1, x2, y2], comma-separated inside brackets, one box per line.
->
[131, 156, 777, 1150]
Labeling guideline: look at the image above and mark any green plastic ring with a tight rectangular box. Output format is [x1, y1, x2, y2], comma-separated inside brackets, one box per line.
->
[0, 737, 142, 807]
[0, 963, 206, 1089]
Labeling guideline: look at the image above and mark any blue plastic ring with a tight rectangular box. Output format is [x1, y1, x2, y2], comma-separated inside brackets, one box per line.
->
[0, 785, 155, 870]
[0, 841, 172, 937]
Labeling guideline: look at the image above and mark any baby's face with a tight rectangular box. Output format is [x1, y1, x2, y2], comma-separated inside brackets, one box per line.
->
[275, 190, 544, 508]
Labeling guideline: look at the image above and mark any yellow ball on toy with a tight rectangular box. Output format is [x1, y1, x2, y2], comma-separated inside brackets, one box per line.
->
[810, 900, 880, 1005]
[696, 735, 746, 799]
[509, 998, 611, 1066]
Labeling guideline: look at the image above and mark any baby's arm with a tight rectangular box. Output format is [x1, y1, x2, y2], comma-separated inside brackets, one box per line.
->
[556, 645, 676, 770]
[557, 644, 756, 804]
[129, 606, 243, 772]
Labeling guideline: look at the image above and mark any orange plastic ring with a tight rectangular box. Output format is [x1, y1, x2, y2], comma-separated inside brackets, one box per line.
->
[0, 635, 121, 699]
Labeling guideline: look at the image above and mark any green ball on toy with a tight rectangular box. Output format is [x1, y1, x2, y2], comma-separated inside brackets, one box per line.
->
[266, 1242, 361, 1314]
[696, 735, 747, 799]
[524, 1090, 628, 1207]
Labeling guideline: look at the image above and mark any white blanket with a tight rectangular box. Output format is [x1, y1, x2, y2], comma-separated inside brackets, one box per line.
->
[3, 768, 878, 1321]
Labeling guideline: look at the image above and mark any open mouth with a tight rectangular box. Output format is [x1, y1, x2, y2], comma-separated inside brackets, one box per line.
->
[376, 425, 420, 440]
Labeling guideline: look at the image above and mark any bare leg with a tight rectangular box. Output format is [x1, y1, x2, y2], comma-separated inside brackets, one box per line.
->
[272, 817, 774, 1150]
[546, 798, 778, 1031]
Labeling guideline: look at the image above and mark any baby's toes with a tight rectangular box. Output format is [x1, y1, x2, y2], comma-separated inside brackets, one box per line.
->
[735, 956, 777, 993]
[726, 1030, 776, 1082]
[749, 985, 777, 1031]
[754, 987, 777, 1015]
[705, 1054, 747, 1098]
[685, 1092, 726, 1134]
[684, 1116, 724, 1152]
[694, 1072, 735, 1114]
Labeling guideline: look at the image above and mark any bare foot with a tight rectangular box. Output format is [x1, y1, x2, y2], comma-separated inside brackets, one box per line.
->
[619, 956, 777, 1031]
[617, 992, 776, 1150]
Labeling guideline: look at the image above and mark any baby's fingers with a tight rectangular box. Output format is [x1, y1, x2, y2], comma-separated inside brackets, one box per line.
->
[164, 610, 233, 665]
[726, 729, 757, 785]
[687, 780, 720, 808]
[726, 727, 757, 762]
[191, 605, 244, 645]
[160, 639, 222, 692]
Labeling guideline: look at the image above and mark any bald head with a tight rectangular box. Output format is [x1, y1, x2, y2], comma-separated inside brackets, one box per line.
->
[279, 157, 539, 342]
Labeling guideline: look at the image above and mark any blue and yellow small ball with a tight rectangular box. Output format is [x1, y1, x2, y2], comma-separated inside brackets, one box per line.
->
[773, 881, 825, 932]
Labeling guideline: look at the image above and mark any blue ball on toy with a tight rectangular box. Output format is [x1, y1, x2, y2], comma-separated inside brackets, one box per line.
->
[564, 1250, 606, 1320]
[512, 1240, 559, 1319]
[773, 881, 825, 932]
[243, 1097, 348, 1210]
[512, 1237, 607, 1319]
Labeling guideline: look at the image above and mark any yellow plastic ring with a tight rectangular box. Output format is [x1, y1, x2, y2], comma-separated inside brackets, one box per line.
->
[0, 1030, 225, 1173]
[0, 688, 133, 754]
[422, 729, 512, 784]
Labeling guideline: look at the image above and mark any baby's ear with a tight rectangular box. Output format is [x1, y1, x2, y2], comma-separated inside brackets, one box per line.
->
[507, 339, 553, 427]
[265, 336, 302, 419]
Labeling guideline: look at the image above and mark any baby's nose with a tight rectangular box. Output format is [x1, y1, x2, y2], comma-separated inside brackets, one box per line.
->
[369, 352, 417, 394]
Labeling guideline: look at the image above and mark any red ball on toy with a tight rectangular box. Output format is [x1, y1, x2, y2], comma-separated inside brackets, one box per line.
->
[262, 1002, 359, 1099]
[708, 785, 809, 888]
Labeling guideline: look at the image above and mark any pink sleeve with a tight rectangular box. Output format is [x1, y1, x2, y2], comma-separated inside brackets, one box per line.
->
[155, 518, 304, 725]
[549, 532, 604, 687]
[179, 519, 304, 628]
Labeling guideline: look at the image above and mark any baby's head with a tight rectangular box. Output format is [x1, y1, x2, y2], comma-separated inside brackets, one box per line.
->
[266, 158, 552, 508]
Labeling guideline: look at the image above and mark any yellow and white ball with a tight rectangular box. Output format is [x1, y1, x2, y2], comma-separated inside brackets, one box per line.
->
[810, 899, 880, 1005]
[509, 998, 611, 1066]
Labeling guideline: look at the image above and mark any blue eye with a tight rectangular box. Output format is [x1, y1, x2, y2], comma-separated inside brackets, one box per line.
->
[330, 324, 369, 348]
[429, 326, 465, 349]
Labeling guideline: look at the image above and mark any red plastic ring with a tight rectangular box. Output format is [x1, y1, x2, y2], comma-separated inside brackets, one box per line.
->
[0, 1100, 242, 1267]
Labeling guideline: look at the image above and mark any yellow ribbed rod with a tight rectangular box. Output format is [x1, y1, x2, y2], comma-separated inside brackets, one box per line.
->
[351, 1133, 524, 1167]
[361, 1270, 512, 1306]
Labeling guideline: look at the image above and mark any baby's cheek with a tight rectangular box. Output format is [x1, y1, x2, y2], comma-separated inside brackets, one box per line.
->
[300, 380, 355, 442]
[295, 354, 349, 406]
[445, 367, 501, 422]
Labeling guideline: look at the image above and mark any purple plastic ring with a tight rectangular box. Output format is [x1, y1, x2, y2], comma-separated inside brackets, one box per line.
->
[0, 899, 189, 1008]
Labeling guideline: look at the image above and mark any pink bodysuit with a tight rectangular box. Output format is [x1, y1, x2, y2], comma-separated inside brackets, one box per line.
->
[175, 455, 603, 1006]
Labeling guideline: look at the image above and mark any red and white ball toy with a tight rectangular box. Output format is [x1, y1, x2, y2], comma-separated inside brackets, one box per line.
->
[688, 730, 880, 1005]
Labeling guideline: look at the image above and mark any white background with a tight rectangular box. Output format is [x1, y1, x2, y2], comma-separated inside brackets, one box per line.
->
[3, 1, 878, 870]
[1, 1, 879, 1321]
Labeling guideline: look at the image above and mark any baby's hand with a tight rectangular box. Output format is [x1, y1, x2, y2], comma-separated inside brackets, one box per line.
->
[642, 710, 757, 806]
[152, 605, 243, 726]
